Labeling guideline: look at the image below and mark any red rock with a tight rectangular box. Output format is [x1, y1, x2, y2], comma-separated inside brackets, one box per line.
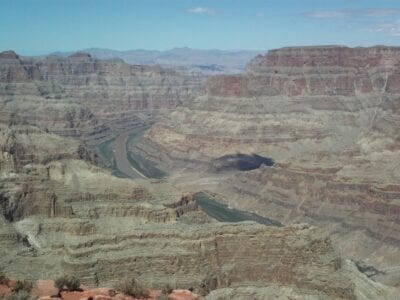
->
[94, 295, 112, 300]
[255, 46, 397, 68]
[33, 280, 59, 297]
[205, 46, 400, 97]
[169, 289, 199, 300]
[0, 284, 10, 297]
[58, 287, 169, 300]
[39, 297, 60, 300]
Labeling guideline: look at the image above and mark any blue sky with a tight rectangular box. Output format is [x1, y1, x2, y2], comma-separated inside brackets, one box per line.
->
[1, 0, 400, 54]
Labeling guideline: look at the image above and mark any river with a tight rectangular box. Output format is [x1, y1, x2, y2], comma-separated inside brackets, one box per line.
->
[113, 131, 147, 179]
[194, 192, 282, 226]
[95, 128, 282, 226]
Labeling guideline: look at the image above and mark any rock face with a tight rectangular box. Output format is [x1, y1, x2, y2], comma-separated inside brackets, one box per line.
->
[0, 124, 381, 299]
[135, 46, 400, 286]
[1, 48, 399, 299]
[206, 46, 400, 97]
[206, 259, 400, 299]
[0, 51, 203, 142]
[0, 123, 198, 280]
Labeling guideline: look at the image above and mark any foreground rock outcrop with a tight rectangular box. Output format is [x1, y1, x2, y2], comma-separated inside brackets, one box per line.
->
[134, 46, 400, 286]
[0, 280, 200, 300]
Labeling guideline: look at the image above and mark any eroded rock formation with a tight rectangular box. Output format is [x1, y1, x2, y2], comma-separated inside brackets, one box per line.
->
[1, 49, 399, 299]
[135, 46, 400, 286]
[0, 51, 203, 142]
[0, 123, 381, 299]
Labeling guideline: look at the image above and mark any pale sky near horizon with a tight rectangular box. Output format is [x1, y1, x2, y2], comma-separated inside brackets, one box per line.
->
[2, 0, 400, 55]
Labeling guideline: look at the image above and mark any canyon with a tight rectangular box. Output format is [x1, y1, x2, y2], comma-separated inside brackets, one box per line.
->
[52, 47, 263, 75]
[0, 50, 203, 144]
[134, 46, 400, 287]
[0, 47, 399, 299]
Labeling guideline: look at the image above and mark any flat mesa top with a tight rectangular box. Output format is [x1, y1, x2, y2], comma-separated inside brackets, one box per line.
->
[268, 45, 400, 52]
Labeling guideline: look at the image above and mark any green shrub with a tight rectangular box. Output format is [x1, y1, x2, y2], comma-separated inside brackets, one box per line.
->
[54, 276, 67, 292]
[7, 291, 30, 300]
[114, 278, 149, 298]
[155, 296, 169, 300]
[0, 275, 9, 286]
[54, 275, 80, 293]
[65, 276, 80, 292]
[12, 281, 32, 293]
[161, 283, 173, 295]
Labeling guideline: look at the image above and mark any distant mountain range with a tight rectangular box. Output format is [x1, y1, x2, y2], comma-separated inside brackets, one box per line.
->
[51, 47, 265, 74]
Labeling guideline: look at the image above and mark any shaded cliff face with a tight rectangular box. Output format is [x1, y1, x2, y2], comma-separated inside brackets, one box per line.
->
[0, 51, 203, 142]
[135, 46, 400, 286]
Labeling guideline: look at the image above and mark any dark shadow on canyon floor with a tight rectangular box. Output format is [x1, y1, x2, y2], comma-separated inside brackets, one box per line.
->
[211, 153, 274, 173]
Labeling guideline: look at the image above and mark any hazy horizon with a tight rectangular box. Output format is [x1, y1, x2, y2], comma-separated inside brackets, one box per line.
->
[1, 47, 263, 59]
[7, 44, 400, 58]
[2, 0, 400, 55]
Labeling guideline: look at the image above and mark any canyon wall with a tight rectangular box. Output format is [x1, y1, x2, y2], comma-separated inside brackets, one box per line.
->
[0, 123, 385, 299]
[135, 46, 400, 286]
[0, 48, 399, 298]
[0, 51, 203, 143]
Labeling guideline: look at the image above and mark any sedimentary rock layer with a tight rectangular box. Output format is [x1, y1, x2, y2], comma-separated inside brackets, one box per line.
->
[1, 47, 399, 298]
[1, 122, 397, 298]
[0, 51, 203, 142]
[135, 46, 400, 286]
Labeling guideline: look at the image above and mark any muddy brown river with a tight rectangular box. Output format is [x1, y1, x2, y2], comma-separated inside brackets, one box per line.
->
[113, 131, 147, 179]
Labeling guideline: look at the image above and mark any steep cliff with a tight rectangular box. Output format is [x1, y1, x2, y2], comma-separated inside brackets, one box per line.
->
[135, 46, 400, 286]
[1, 48, 399, 298]
[0, 124, 386, 299]
[0, 51, 203, 142]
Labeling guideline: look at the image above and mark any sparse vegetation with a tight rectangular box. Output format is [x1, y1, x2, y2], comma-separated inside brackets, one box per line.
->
[6, 291, 30, 300]
[0, 269, 9, 286]
[114, 278, 149, 298]
[0, 274, 9, 286]
[155, 296, 169, 300]
[199, 274, 219, 296]
[54, 276, 66, 293]
[54, 275, 81, 295]
[6, 279, 34, 300]
[108, 289, 116, 297]
[161, 283, 173, 295]
[65, 276, 80, 291]
[12, 281, 32, 293]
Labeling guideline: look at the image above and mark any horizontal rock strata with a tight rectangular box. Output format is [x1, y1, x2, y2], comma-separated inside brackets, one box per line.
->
[135, 46, 400, 286]
[0, 51, 203, 142]
[1, 47, 399, 298]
